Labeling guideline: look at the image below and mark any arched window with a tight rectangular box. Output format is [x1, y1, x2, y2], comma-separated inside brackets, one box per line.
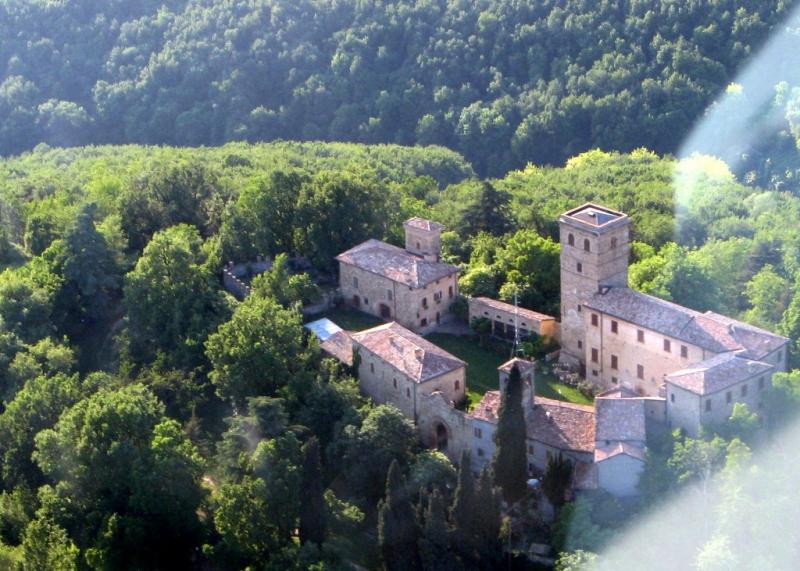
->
[611, 237, 618, 249]
[455, 380, 460, 391]
[568, 233, 575, 246]
[583, 238, 591, 252]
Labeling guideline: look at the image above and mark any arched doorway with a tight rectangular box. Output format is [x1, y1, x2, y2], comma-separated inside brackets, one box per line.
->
[352, 295, 361, 307]
[379, 303, 391, 319]
[435, 423, 448, 452]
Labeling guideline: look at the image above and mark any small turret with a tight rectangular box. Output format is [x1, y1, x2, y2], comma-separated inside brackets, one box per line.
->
[404, 217, 444, 262]
[498, 358, 536, 412]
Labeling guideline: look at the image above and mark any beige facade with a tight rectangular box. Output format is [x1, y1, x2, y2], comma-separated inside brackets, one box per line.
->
[468, 297, 557, 340]
[559, 204, 631, 367]
[340, 262, 458, 333]
[336, 217, 459, 334]
[583, 311, 705, 395]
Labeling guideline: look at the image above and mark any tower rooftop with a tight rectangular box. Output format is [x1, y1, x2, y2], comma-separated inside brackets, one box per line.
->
[560, 203, 628, 231]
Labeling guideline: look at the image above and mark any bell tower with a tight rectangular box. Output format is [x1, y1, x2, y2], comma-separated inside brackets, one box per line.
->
[558, 204, 630, 367]
[404, 217, 444, 262]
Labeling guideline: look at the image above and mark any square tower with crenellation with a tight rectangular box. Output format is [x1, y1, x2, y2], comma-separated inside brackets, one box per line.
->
[559, 204, 630, 368]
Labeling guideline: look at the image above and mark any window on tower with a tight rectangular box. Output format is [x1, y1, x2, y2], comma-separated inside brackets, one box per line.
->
[568, 233, 575, 246]
[584, 238, 591, 252]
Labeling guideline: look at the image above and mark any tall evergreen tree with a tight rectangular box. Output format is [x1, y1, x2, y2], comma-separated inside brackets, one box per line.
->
[418, 488, 461, 571]
[542, 453, 574, 510]
[461, 181, 513, 236]
[449, 449, 476, 564]
[378, 460, 420, 571]
[299, 437, 326, 545]
[491, 364, 528, 504]
[474, 467, 503, 565]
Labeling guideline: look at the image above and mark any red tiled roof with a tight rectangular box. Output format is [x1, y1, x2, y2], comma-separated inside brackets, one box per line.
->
[471, 297, 555, 323]
[336, 239, 458, 288]
[665, 351, 774, 396]
[469, 392, 596, 454]
[320, 330, 354, 366]
[352, 322, 465, 382]
[594, 442, 646, 463]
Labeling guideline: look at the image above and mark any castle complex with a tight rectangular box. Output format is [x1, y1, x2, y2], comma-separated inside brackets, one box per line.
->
[307, 203, 790, 497]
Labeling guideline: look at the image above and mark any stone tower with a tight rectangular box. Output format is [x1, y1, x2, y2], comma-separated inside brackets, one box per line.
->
[404, 217, 444, 262]
[559, 204, 630, 367]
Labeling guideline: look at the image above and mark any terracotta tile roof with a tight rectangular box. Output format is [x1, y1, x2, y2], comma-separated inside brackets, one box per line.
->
[527, 397, 596, 454]
[595, 387, 638, 399]
[498, 358, 536, 375]
[468, 390, 502, 423]
[351, 322, 465, 382]
[665, 351, 774, 396]
[404, 217, 444, 232]
[320, 330, 354, 366]
[469, 393, 596, 454]
[595, 397, 646, 443]
[594, 442, 646, 463]
[470, 297, 556, 323]
[586, 287, 788, 360]
[335, 239, 459, 288]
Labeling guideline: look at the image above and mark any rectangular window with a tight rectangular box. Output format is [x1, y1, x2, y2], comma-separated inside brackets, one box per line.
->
[477, 448, 484, 458]
[681, 345, 688, 358]
[637, 329, 645, 343]
[611, 320, 618, 334]
[578, 305, 582, 312]
[387, 289, 393, 301]
[592, 369, 598, 377]
[422, 297, 428, 309]
[611, 355, 618, 370]
[406, 387, 411, 398]
[611, 376, 618, 384]
[591, 348, 599, 363]
[670, 393, 675, 403]
[741, 384, 748, 397]
[449, 286, 454, 298]
[663, 339, 671, 353]
[353, 276, 359, 290]
[420, 318, 427, 327]
[578, 340, 583, 349]
[637, 364, 644, 379]
[364, 298, 369, 306]
[726, 391, 732, 403]
[370, 363, 374, 373]
[474, 427, 482, 438]
[577, 262, 583, 273]
[705, 399, 712, 412]
[591, 313, 599, 327]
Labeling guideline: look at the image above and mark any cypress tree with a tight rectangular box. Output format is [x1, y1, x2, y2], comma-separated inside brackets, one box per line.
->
[491, 364, 529, 504]
[299, 437, 326, 545]
[462, 181, 513, 236]
[418, 488, 461, 571]
[474, 467, 503, 565]
[378, 460, 420, 571]
[449, 449, 477, 564]
[542, 453, 574, 510]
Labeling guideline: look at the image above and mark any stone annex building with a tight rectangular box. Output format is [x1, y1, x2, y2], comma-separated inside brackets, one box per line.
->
[336, 218, 460, 334]
[312, 204, 789, 497]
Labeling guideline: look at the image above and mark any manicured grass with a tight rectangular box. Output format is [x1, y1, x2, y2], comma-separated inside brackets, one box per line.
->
[309, 306, 385, 332]
[426, 333, 508, 407]
[426, 333, 593, 408]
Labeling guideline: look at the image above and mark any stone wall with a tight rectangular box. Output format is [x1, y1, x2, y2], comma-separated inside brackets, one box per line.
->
[417, 392, 471, 463]
[597, 454, 645, 497]
[666, 373, 772, 437]
[468, 297, 557, 339]
[559, 213, 630, 366]
[583, 310, 706, 395]
[339, 261, 458, 333]
[354, 343, 466, 422]
[221, 257, 272, 300]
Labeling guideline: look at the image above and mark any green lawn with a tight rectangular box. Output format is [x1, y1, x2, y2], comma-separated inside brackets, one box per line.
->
[426, 333, 593, 408]
[309, 306, 384, 332]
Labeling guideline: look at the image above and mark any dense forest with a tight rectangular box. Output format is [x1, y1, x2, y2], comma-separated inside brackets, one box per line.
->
[2, 0, 800, 178]
[1, 141, 800, 568]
